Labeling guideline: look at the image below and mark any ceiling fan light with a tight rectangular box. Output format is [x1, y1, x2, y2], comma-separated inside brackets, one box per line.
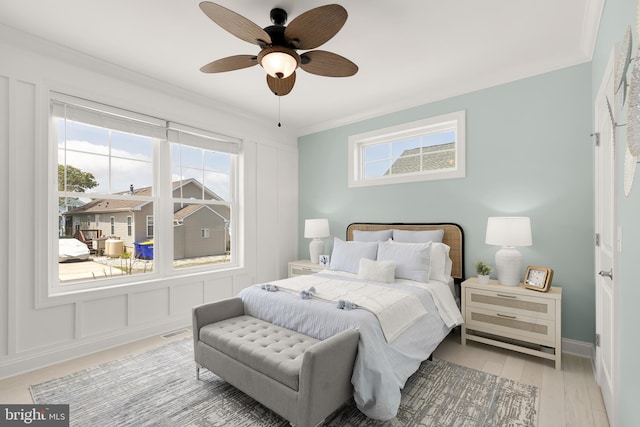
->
[259, 47, 300, 79]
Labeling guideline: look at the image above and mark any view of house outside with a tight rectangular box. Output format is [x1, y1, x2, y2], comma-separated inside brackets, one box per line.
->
[54, 101, 235, 286]
[363, 131, 456, 179]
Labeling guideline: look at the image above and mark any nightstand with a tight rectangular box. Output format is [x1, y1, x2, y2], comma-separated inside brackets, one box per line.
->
[288, 260, 328, 277]
[461, 277, 562, 370]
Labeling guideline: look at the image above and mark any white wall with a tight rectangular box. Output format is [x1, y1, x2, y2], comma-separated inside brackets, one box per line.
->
[0, 25, 298, 379]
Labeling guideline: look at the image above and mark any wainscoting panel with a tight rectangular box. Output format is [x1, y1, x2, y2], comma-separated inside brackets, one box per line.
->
[203, 277, 234, 303]
[256, 144, 280, 282]
[15, 304, 76, 354]
[80, 295, 128, 338]
[277, 148, 298, 279]
[232, 274, 257, 296]
[0, 74, 8, 357]
[170, 282, 204, 318]
[129, 288, 170, 326]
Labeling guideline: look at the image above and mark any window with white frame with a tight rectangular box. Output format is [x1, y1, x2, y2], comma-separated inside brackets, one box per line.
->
[146, 216, 154, 238]
[348, 110, 465, 187]
[52, 93, 241, 293]
[168, 123, 237, 269]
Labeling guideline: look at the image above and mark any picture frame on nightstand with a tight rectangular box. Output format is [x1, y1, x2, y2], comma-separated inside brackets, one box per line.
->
[523, 265, 554, 292]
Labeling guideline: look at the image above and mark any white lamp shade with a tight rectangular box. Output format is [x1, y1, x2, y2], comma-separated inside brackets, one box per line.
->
[485, 217, 532, 247]
[304, 219, 330, 239]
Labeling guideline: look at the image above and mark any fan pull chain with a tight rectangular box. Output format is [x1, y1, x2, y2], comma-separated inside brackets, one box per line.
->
[277, 97, 282, 127]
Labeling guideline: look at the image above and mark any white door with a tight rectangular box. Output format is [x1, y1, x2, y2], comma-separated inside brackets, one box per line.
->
[594, 51, 617, 427]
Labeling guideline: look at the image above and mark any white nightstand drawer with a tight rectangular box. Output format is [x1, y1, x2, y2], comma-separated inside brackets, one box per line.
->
[288, 260, 327, 277]
[465, 306, 556, 347]
[461, 277, 562, 369]
[465, 287, 556, 320]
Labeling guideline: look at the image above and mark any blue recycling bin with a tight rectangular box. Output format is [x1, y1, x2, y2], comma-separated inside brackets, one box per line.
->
[134, 241, 154, 259]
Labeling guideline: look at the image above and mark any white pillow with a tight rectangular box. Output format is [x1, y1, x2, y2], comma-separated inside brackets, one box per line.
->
[377, 239, 431, 283]
[430, 242, 453, 283]
[329, 237, 378, 274]
[357, 258, 396, 283]
[393, 229, 444, 243]
[352, 229, 393, 242]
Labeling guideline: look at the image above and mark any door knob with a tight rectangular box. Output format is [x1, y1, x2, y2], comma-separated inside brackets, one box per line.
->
[599, 269, 613, 280]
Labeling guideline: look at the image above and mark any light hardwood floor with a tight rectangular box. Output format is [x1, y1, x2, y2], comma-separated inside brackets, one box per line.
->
[434, 330, 610, 427]
[0, 329, 609, 426]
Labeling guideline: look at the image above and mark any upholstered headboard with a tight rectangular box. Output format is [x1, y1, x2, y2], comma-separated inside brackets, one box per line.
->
[346, 223, 464, 282]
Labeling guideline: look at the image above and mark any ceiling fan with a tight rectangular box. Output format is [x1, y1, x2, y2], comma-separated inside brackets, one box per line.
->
[199, 2, 358, 96]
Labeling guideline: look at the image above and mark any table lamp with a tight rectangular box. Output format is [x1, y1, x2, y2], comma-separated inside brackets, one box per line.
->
[304, 219, 330, 264]
[485, 217, 532, 286]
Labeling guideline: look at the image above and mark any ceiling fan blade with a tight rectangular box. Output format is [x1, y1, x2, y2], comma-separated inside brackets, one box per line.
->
[284, 4, 347, 49]
[200, 55, 258, 73]
[267, 72, 296, 96]
[200, 2, 271, 45]
[300, 51, 358, 77]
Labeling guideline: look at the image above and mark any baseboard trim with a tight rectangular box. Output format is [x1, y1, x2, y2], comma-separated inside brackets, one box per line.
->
[562, 337, 594, 359]
[0, 318, 190, 381]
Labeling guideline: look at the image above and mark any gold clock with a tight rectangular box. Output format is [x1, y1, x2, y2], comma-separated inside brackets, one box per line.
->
[523, 265, 553, 292]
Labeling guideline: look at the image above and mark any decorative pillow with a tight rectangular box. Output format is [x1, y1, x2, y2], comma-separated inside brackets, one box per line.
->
[392, 229, 444, 243]
[357, 258, 396, 283]
[352, 229, 393, 242]
[377, 239, 431, 283]
[329, 238, 378, 274]
[430, 242, 453, 283]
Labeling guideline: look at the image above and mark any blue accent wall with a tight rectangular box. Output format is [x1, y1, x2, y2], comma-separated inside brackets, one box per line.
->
[299, 63, 593, 342]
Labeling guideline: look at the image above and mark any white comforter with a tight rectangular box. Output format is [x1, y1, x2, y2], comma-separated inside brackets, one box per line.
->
[239, 270, 463, 421]
[267, 274, 427, 342]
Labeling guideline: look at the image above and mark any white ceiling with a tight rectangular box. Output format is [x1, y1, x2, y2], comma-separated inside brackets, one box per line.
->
[0, 0, 602, 136]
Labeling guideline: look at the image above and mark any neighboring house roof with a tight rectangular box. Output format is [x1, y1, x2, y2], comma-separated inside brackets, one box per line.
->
[174, 204, 205, 221]
[174, 204, 228, 223]
[64, 198, 147, 215]
[387, 142, 455, 175]
[171, 178, 223, 201]
[64, 178, 223, 216]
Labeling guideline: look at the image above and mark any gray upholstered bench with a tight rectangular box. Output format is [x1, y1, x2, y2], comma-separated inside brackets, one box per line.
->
[192, 297, 359, 427]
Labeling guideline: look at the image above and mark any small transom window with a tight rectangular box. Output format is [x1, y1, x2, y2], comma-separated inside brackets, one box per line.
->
[348, 110, 465, 187]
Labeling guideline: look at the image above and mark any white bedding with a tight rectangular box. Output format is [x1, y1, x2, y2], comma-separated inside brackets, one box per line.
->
[238, 270, 463, 421]
[267, 274, 427, 342]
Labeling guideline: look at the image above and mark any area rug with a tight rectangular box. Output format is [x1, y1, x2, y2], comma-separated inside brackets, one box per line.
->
[31, 338, 538, 426]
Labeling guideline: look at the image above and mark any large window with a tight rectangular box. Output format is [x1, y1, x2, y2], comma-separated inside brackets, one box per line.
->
[348, 111, 465, 187]
[168, 123, 237, 270]
[51, 93, 241, 293]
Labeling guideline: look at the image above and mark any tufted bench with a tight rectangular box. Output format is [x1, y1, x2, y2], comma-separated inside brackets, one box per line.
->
[192, 297, 359, 427]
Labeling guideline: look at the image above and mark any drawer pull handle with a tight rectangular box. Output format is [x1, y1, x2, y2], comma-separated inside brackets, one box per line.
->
[496, 293, 517, 299]
[497, 313, 517, 319]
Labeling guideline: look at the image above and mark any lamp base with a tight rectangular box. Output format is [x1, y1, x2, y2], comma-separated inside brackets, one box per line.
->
[495, 246, 523, 286]
[309, 239, 324, 264]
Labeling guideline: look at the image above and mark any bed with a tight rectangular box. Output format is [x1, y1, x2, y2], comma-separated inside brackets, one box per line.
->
[238, 222, 464, 421]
